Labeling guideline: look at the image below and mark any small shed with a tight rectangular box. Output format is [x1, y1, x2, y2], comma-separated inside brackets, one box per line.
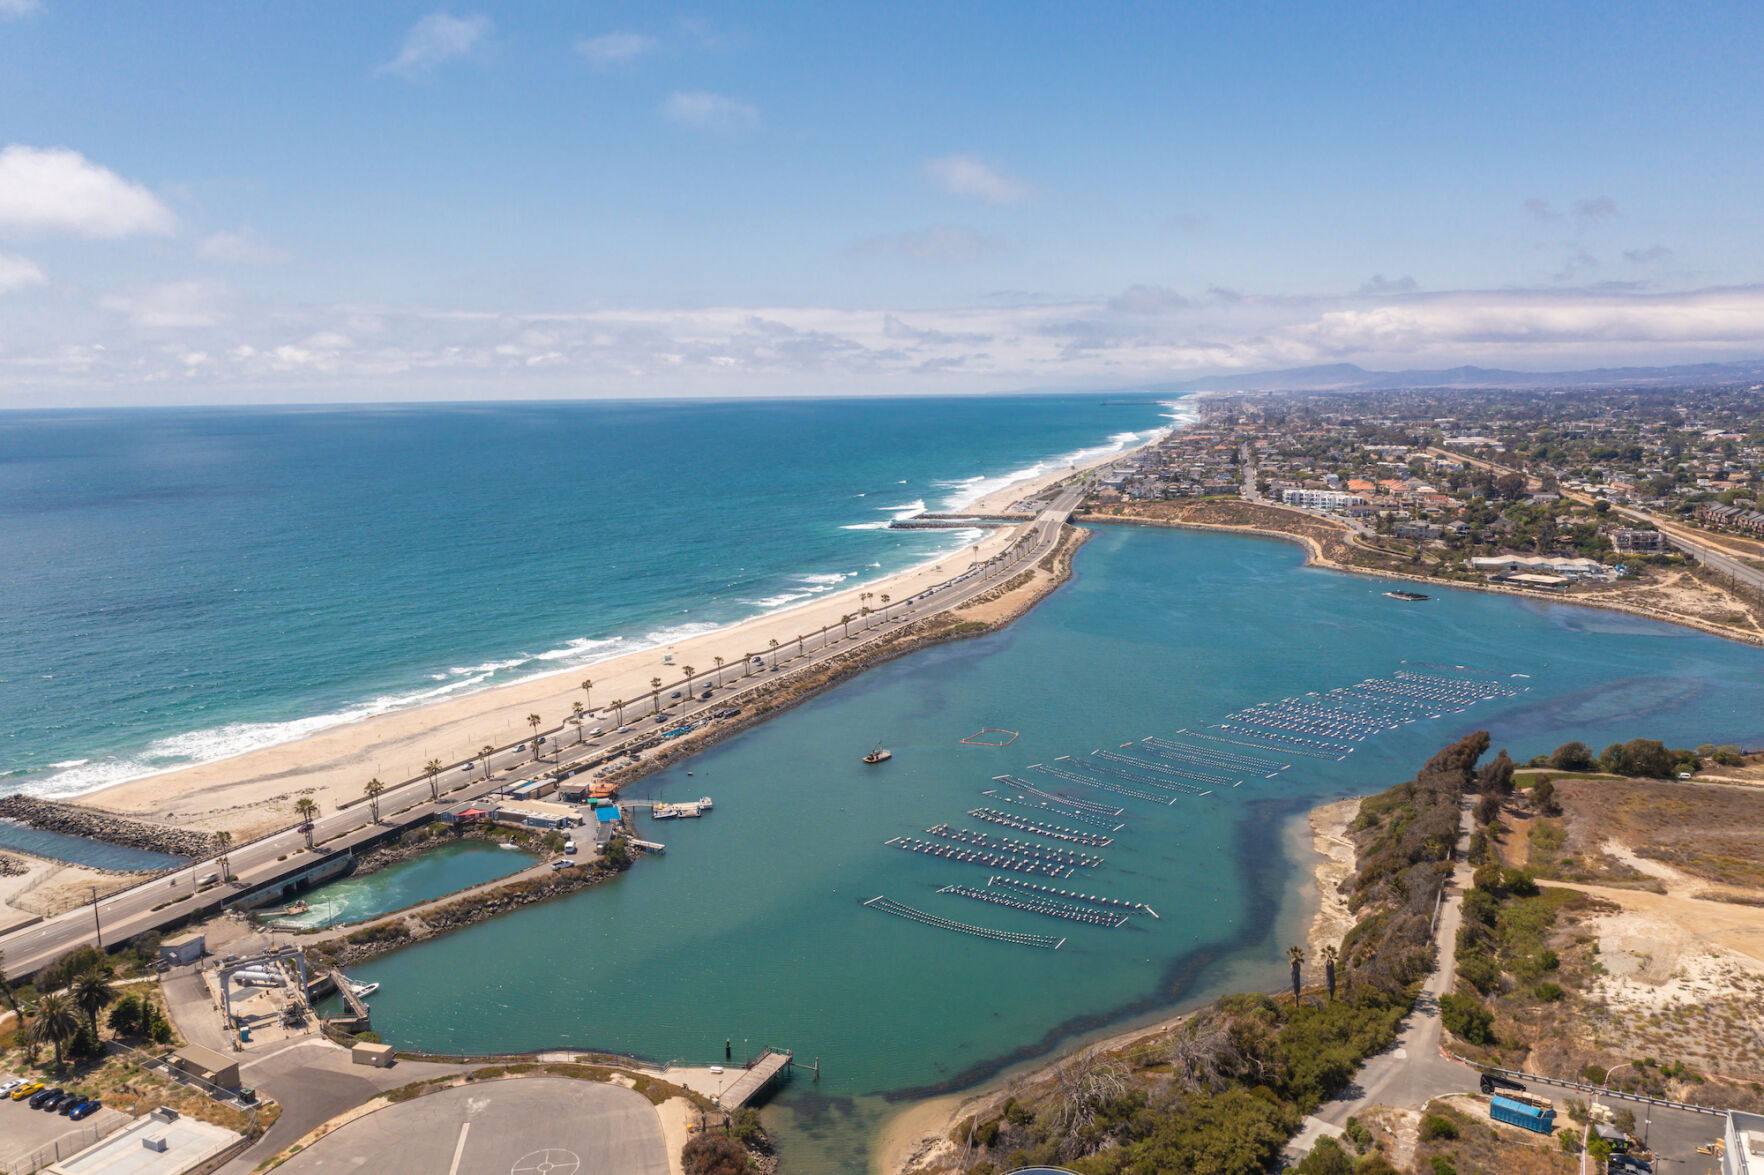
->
[594, 805, 622, 845]
[171, 1043, 240, 1091]
[158, 933, 205, 967]
[351, 1041, 396, 1068]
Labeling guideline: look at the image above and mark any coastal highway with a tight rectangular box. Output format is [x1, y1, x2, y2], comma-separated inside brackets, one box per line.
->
[0, 480, 1094, 978]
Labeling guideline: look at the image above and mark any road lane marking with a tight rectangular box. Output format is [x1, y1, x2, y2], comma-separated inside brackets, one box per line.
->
[448, 1122, 471, 1175]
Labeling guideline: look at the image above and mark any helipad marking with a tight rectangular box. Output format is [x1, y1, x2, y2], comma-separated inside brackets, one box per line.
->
[511, 1149, 581, 1175]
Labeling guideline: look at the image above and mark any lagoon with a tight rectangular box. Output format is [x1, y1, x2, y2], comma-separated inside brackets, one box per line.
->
[342, 525, 1764, 1171]
[269, 839, 539, 929]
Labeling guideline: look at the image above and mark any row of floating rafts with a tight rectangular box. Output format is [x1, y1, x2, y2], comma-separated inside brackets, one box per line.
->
[885, 836, 1074, 878]
[1091, 748, 1230, 787]
[989, 875, 1158, 918]
[966, 807, 1113, 847]
[1076, 753, 1212, 795]
[1183, 727, 1344, 760]
[923, 823, 1103, 868]
[862, 894, 1064, 950]
[981, 787, 1125, 828]
[989, 778, 1125, 818]
[1026, 762, 1178, 806]
[937, 883, 1130, 927]
[1143, 735, 1285, 774]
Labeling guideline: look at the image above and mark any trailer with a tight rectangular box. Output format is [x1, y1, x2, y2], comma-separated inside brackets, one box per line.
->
[1490, 1094, 1556, 1134]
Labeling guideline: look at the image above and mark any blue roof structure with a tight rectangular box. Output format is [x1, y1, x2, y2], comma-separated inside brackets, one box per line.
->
[595, 806, 621, 823]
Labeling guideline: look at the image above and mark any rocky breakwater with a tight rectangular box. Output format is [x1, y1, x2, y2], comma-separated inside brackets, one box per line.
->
[0, 795, 208, 859]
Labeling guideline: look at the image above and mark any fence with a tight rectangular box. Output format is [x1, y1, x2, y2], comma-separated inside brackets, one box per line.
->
[0, 1106, 131, 1175]
[1448, 1053, 1728, 1118]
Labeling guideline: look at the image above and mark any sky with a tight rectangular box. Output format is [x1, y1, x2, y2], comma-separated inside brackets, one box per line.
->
[3, 1, 1764, 406]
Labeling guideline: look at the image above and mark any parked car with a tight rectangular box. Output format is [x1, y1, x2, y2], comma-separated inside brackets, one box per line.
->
[68, 1099, 102, 1121]
[0, 1078, 24, 1096]
[11, 1081, 43, 1100]
[58, 1095, 90, 1115]
[29, 1086, 64, 1108]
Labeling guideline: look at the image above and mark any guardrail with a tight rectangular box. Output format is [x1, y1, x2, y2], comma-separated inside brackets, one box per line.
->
[1447, 1053, 1728, 1117]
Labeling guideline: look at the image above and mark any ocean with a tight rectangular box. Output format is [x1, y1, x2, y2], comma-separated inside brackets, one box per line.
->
[0, 395, 1180, 797]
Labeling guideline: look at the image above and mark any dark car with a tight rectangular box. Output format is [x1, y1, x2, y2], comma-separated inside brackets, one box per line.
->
[68, 1098, 101, 1120]
[58, 1095, 89, 1115]
[1610, 1156, 1651, 1174]
[29, 1087, 64, 1109]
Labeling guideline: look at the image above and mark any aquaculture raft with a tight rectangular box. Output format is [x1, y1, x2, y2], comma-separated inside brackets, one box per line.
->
[966, 807, 1113, 847]
[863, 895, 1064, 949]
[885, 835, 1074, 878]
[989, 875, 1158, 918]
[937, 883, 1129, 927]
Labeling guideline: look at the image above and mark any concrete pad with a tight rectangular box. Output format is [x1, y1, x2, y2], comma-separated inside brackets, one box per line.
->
[271, 1077, 667, 1175]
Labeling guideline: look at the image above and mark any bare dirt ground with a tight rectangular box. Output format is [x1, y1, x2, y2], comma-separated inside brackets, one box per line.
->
[1307, 798, 1359, 961]
[1544, 777, 1764, 891]
[0, 852, 138, 929]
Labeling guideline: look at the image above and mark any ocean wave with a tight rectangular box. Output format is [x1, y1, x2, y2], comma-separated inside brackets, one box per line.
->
[840, 521, 891, 531]
[447, 656, 527, 677]
[797, 572, 851, 586]
[533, 636, 624, 662]
[643, 621, 725, 647]
[747, 592, 813, 609]
[879, 499, 926, 521]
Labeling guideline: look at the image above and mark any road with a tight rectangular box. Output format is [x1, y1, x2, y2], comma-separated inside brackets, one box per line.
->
[0, 478, 1098, 978]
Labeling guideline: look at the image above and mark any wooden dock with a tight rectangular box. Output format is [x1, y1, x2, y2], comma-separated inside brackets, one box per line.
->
[719, 1048, 793, 1109]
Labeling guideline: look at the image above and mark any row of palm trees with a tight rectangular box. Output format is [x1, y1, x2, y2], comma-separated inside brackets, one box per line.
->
[1285, 943, 1342, 1003]
[0, 949, 118, 1070]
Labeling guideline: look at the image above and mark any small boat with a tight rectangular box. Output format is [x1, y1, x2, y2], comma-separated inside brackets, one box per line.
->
[863, 742, 892, 765]
[1384, 590, 1431, 601]
[498, 842, 522, 850]
[349, 982, 380, 998]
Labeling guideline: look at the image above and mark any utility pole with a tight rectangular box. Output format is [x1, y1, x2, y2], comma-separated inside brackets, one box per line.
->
[90, 884, 103, 951]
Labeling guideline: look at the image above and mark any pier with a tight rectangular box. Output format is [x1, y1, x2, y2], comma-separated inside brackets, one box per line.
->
[719, 1047, 795, 1109]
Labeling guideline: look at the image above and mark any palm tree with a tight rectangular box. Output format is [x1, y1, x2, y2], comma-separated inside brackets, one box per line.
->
[0, 947, 25, 1026]
[364, 778, 386, 823]
[859, 605, 871, 630]
[580, 678, 593, 711]
[572, 701, 586, 743]
[72, 965, 115, 1031]
[682, 665, 696, 698]
[527, 713, 542, 758]
[1286, 945, 1305, 1003]
[650, 676, 663, 715]
[840, 613, 855, 638]
[30, 992, 80, 1070]
[859, 592, 872, 625]
[818, 622, 830, 649]
[1321, 944, 1338, 1002]
[480, 746, 496, 781]
[880, 593, 891, 621]
[713, 655, 725, 686]
[768, 638, 780, 668]
[743, 653, 755, 678]
[424, 758, 443, 802]
[213, 830, 233, 883]
[295, 798, 318, 848]
[611, 699, 626, 726]
[795, 633, 805, 656]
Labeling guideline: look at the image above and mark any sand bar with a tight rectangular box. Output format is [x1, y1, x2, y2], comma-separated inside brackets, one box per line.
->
[65, 433, 1168, 841]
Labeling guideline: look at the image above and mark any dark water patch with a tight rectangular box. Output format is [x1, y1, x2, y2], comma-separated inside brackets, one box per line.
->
[0, 820, 185, 872]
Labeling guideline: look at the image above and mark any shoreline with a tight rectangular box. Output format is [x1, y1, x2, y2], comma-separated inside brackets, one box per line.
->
[1078, 506, 1764, 650]
[30, 426, 1173, 843]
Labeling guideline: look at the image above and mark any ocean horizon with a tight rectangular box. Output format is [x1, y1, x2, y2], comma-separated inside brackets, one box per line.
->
[0, 394, 1186, 799]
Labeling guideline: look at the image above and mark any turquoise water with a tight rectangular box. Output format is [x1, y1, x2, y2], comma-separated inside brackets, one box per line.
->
[268, 840, 539, 929]
[0, 397, 1179, 796]
[341, 525, 1764, 1170]
[0, 819, 186, 871]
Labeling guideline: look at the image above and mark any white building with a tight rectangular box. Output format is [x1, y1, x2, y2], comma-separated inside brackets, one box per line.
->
[1723, 1110, 1764, 1175]
[1470, 555, 1611, 581]
[1280, 488, 1366, 510]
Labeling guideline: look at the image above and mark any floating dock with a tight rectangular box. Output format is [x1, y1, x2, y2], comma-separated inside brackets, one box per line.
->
[938, 883, 1129, 927]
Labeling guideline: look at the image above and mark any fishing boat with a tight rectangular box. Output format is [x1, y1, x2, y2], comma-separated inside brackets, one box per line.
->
[1384, 590, 1431, 601]
[863, 741, 893, 765]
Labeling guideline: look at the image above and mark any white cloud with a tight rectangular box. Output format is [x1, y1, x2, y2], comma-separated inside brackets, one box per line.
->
[0, 145, 177, 238]
[659, 91, 758, 132]
[576, 31, 658, 67]
[0, 252, 46, 293]
[99, 280, 229, 328]
[0, 0, 42, 19]
[924, 155, 1034, 205]
[377, 12, 492, 79]
[1109, 284, 1189, 314]
[196, 227, 292, 265]
[853, 225, 1001, 262]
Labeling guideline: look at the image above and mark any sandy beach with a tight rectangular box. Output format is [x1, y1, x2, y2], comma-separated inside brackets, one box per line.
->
[58, 436, 1165, 843]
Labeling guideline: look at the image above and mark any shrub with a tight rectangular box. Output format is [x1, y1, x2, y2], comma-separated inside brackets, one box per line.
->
[1344, 1116, 1373, 1153]
[1456, 953, 1501, 996]
[1533, 981, 1565, 1002]
[1430, 1157, 1458, 1175]
[1550, 742, 1593, 771]
[681, 1131, 748, 1175]
[1439, 994, 1494, 1044]
[1294, 1134, 1354, 1174]
[728, 1108, 766, 1146]
[1420, 1115, 1459, 1142]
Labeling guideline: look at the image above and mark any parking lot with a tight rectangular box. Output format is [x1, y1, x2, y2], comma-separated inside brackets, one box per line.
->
[0, 1083, 127, 1170]
[271, 1077, 667, 1175]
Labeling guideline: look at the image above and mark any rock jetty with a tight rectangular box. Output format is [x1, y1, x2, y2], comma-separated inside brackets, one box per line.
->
[0, 796, 208, 859]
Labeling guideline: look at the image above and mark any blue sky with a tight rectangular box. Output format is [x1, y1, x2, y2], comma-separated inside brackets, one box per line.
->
[3, 1, 1763, 404]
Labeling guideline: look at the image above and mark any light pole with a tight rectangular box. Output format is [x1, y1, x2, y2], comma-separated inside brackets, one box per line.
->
[90, 885, 103, 951]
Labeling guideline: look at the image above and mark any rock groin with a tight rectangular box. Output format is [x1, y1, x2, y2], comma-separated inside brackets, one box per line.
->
[0, 795, 209, 859]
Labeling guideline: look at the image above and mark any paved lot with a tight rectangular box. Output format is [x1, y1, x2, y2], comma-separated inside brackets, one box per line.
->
[0, 1089, 122, 1168]
[269, 1077, 668, 1175]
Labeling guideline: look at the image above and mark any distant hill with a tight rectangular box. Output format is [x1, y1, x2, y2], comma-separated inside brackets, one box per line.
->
[1145, 359, 1764, 393]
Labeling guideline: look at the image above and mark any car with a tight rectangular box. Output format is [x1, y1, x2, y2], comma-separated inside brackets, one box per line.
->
[515, 743, 526, 751]
[616, 726, 631, 734]
[0, 1078, 23, 1095]
[461, 763, 474, 771]
[59, 1095, 89, 1115]
[535, 735, 546, 744]
[551, 860, 575, 870]
[67, 1099, 101, 1121]
[590, 728, 604, 736]
[30, 1086, 64, 1108]
[1610, 1156, 1651, 1174]
[296, 822, 313, 833]
[42, 1090, 77, 1112]
[670, 690, 682, 698]
[699, 690, 712, 700]
[12, 1081, 44, 1100]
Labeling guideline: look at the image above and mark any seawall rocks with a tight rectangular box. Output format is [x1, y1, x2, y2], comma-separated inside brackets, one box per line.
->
[0, 795, 209, 858]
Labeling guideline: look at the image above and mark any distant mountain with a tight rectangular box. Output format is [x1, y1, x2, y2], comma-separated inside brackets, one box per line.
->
[1148, 359, 1764, 393]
